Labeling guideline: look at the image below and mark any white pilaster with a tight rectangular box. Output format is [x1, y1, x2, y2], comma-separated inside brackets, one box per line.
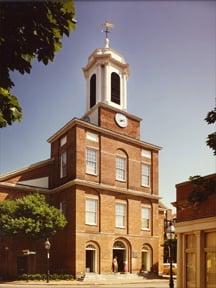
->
[123, 73, 127, 110]
[96, 64, 102, 103]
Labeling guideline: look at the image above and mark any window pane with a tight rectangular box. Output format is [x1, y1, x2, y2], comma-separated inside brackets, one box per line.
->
[206, 252, 216, 288]
[141, 164, 151, 186]
[141, 149, 151, 159]
[115, 203, 125, 228]
[116, 157, 126, 181]
[60, 151, 67, 178]
[141, 207, 150, 229]
[60, 136, 67, 147]
[85, 199, 97, 225]
[86, 148, 97, 175]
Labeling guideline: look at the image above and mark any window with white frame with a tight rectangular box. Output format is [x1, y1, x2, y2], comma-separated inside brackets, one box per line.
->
[86, 131, 98, 142]
[141, 149, 151, 159]
[85, 198, 97, 225]
[141, 206, 151, 230]
[60, 135, 67, 147]
[60, 151, 67, 178]
[141, 163, 151, 187]
[86, 148, 97, 175]
[60, 201, 67, 216]
[115, 202, 126, 228]
[116, 156, 126, 181]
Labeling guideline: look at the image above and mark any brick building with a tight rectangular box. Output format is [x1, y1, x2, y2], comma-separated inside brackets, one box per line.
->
[174, 173, 216, 288]
[0, 33, 165, 277]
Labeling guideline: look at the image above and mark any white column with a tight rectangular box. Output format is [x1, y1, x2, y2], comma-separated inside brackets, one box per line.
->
[96, 64, 101, 103]
[177, 233, 183, 288]
[86, 76, 89, 112]
[122, 73, 127, 111]
[104, 63, 109, 104]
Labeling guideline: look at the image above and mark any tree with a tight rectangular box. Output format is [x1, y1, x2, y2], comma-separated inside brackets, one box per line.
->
[0, 1, 76, 128]
[0, 193, 67, 240]
[205, 107, 216, 155]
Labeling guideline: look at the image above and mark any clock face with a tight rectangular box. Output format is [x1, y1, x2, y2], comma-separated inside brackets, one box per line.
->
[115, 113, 128, 128]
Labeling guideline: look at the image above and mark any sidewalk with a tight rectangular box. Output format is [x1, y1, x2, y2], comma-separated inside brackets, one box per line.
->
[0, 278, 171, 286]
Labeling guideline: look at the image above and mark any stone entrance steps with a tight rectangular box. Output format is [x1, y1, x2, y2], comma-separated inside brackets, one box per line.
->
[84, 273, 142, 281]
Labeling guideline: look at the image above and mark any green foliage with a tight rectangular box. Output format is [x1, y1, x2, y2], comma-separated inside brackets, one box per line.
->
[0, 193, 67, 239]
[17, 273, 74, 281]
[0, 1, 76, 127]
[188, 175, 216, 204]
[205, 107, 216, 155]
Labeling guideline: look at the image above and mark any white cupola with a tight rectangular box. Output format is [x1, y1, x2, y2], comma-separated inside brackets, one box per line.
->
[82, 22, 129, 114]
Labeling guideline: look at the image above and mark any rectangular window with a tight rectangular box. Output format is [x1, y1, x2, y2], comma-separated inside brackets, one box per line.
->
[85, 198, 97, 225]
[115, 203, 126, 228]
[60, 201, 67, 216]
[141, 149, 151, 159]
[60, 135, 67, 147]
[86, 131, 98, 142]
[116, 157, 126, 181]
[141, 207, 151, 230]
[86, 148, 97, 175]
[60, 151, 67, 178]
[141, 163, 151, 187]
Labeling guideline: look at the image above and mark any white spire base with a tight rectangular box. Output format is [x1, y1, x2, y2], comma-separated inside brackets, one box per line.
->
[105, 38, 109, 48]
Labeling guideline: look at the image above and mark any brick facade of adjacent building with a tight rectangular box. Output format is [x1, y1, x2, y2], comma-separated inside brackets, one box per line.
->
[174, 174, 216, 288]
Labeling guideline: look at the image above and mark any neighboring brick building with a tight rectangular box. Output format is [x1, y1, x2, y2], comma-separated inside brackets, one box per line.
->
[174, 173, 216, 288]
[0, 34, 165, 278]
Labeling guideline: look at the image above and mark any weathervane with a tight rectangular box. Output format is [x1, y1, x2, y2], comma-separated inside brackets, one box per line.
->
[102, 21, 114, 48]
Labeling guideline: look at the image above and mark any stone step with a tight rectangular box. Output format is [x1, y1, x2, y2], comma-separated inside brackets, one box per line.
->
[84, 273, 141, 281]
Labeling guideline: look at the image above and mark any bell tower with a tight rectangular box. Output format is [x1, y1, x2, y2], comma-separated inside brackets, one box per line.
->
[82, 22, 129, 124]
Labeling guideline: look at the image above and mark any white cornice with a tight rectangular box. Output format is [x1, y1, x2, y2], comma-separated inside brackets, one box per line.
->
[47, 116, 161, 151]
[0, 178, 160, 201]
[50, 178, 161, 200]
[175, 216, 216, 233]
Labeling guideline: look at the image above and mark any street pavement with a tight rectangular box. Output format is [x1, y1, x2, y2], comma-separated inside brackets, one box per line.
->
[0, 279, 176, 288]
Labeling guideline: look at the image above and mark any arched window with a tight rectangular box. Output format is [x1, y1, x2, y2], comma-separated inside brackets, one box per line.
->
[111, 72, 120, 105]
[90, 74, 96, 108]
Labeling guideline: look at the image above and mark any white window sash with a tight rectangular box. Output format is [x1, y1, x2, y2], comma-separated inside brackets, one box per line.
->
[85, 199, 97, 225]
[115, 203, 126, 228]
[60, 151, 67, 178]
[116, 157, 126, 181]
[141, 164, 151, 187]
[141, 207, 151, 230]
[86, 148, 97, 175]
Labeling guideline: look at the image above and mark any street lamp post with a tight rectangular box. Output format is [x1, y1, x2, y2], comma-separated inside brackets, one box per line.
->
[44, 239, 51, 283]
[166, 221, 175, 288]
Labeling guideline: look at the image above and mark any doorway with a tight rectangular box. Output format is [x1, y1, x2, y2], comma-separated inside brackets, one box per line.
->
[113, 240, 127, 273]
[85, 244, 97, 273]
[141, 245, 152, 272]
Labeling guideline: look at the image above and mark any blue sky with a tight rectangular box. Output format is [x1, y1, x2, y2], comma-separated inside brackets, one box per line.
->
[0, 1, 215, 208]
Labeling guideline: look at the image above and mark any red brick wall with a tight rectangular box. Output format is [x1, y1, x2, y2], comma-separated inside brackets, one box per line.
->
[176, 174, 216, 222]
[99, 106, 140, 139]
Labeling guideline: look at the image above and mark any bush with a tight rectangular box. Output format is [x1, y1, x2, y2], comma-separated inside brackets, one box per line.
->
[17, 273, 74, 281]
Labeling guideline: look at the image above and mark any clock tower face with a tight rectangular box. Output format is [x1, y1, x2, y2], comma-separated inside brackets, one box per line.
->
[115, 113, 128, 128]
